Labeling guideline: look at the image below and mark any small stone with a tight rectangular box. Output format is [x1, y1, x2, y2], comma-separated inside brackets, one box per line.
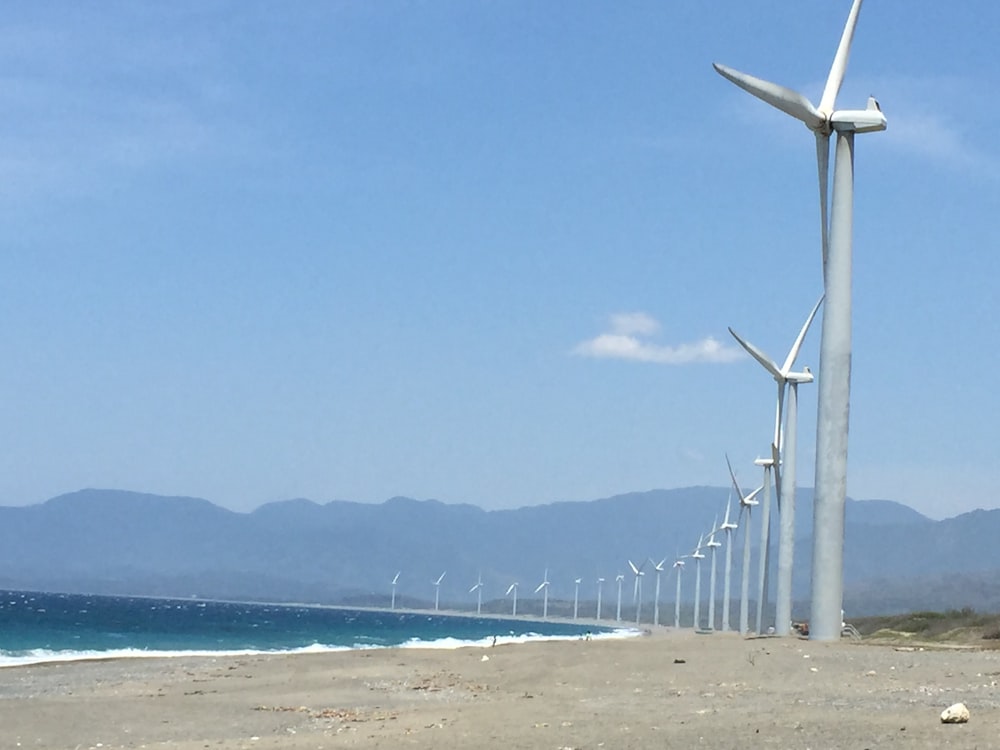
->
[865, 670, 877, 676]
[940, 703, 970, 724]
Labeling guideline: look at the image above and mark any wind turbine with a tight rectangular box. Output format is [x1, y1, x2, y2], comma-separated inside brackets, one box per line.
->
[506, 582, 519, 616]
[705, 522, 722, 631]
[730, 296, 823, 635]
[629, 559, 647, 625]
[596, 577, 605, 620]
[719, 494, 739, 632]
[390, 571, 400, 611]
[469, 572, 484, 616]
[690, 536, 706, 630]
[651, 558, 667, 627]
[715, 0, 886, 641]
[534, 569, 551, 619]
[672, 555, 686, 628]
[573, 578, 582, 620]
[752, 453, 776, 636]
[432, 571, 446, 612]
[615, 573, 625, 623]
[727, 454, 763, 634]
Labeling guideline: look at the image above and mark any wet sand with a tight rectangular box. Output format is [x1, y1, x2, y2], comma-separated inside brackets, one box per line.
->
[1, 629, 998, 749]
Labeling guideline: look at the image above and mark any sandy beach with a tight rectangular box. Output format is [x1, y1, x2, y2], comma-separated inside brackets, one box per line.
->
[2, 629, 998, 749]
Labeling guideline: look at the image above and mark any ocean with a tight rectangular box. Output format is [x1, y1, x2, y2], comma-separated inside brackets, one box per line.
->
[0, 590, 628, 667]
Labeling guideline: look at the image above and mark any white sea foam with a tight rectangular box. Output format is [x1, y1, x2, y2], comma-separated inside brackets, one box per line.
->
[0, 629, 639, 667]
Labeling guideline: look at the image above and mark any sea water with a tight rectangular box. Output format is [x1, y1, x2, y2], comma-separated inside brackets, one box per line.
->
[0, 590, 630, 667]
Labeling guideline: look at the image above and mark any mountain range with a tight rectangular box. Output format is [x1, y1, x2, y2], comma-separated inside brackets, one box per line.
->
[0, 487, 994, 618]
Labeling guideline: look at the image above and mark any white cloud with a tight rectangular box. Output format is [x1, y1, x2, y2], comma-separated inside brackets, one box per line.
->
[573, 313, 743, 365]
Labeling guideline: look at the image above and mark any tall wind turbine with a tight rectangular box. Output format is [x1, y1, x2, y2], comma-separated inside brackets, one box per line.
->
[672, 555, 686, 628]
[469, 572, 484, 616]
[705, 522, 722, 632]
[628, 559, 646, 625]
[651, 558, 667, 627]
[615, 573, 625, 623]
[719, 494, 739, 632]
[596, 577, 605, 620]
[730, 296, 823, 635]
[390, 571, 400, 611]
[534, 569, 551, 619]
[715, 0, 886, 640]
[752, 453, 776, 635]
[727, 455, 763, 634]
[433, 571, 446, 612]
[690, 536, 706, 629]
[506, 582, 519, 616]
[573, 578, 582, 620]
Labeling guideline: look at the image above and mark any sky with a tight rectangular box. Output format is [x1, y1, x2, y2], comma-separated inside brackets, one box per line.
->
[0, 1, 997, 521]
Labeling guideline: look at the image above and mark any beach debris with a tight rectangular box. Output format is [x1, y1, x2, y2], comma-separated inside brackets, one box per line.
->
[940, 703, 970, 724]
[673, 658, 686, 664]
[481, 654, 490, 662]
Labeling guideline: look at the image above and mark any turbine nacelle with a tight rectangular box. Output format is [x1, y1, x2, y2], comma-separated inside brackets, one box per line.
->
[831, 98, 887, 134]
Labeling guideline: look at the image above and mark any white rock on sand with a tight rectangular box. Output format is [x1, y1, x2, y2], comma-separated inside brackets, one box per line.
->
[940, 702, 970, 724]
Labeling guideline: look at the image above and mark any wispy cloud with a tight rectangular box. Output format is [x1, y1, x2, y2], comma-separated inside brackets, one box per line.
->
[573, 313, 743, 365]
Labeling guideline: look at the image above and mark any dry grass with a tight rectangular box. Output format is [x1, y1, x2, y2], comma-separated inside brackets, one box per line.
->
[853, 607, 1000, 648]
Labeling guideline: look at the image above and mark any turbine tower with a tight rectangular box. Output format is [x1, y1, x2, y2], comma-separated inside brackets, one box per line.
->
[651, 558, 667, 627]
[753, 453, 776, 635]
[596, 577, 605, 620]
[506, 582, 519, 616]
[729, 296, 823, 635]
[672, 556, 686, 628]
[714, 0, 886, 641]
[690, 536, 706, 629]
[390, 571, 400, 611]
[469, 572, 484, 616]
[727, 454, 763, 634]
[615, 573, 624, 622]
[628, 559, 646, 625]
[573, 578, 582, 620]
[534, 569, 551, 619]
[719, 494, 739, 632]
[432, 571, 446, 612]
[705, 522, 722, 631]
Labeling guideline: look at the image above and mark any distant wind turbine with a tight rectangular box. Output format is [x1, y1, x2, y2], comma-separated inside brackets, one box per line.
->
[506, 582, 519, 616]
[390, 571, 400, 611]
[719, 494, 739, 632]
[469, 571, 484, 616]
[534, 568, 551, 619]
[629, 559, 647, 625]
[615, 574, 625, 622]
[432, 571, 446, 612]
[573, 578, 582, 620]
[651, 558, 667, 627]
[691, 535, 706, 629]
[727, 454, 763, 634]
[673, 555, 686, 628]
[596, 577, 605, 620]
[705, 522, 722, 631]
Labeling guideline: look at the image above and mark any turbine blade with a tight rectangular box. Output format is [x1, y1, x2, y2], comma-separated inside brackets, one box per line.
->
[534, 582, 545, 594]
[819, 0, 864, 115]
[726, 453, 747, 501]
[505, 583, 515, 595]
[713, 63, 824, 130]
[628, 559, 639, 575]
[781, 295, 825, 374]
[729, 327, 782, 380]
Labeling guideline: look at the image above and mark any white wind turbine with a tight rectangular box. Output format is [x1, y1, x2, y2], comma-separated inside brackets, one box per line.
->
[506, 582, 519, 616]
[719, 494, 740, 632]
[469, 572, 484, 616]
[596, 577, 605, 620]
[690, 536, 706, 630]
[534, 569, 551, 619]
[705, 522, 723, 632]
[715, 0, 886, 641]
[390, 571, 400, 611]
[672, 555, 687, 629]
[651, 558, 667, 627]
[730, 296, 823, 636]
[726, 454, 763, 634]
[629, 559, 647, 625]
[432, 571, 446, 612]
[615, 573, 625, 623]
[573, 578, 582, 620]
[752, 453, 776, 635]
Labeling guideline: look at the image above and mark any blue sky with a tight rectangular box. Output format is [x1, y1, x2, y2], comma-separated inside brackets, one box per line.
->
[1, 1, 996, 520]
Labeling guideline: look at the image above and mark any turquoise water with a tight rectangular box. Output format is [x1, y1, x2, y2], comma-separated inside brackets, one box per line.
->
[0, 590, 624, 666]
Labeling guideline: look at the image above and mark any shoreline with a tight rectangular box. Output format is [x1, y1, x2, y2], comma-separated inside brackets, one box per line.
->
[2, 629, 998, 749]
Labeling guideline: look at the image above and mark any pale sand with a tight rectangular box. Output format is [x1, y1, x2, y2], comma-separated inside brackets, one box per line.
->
[2, 629, 998, 749]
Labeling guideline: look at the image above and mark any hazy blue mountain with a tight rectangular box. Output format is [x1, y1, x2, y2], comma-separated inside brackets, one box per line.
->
[0, 486, 991, 616]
